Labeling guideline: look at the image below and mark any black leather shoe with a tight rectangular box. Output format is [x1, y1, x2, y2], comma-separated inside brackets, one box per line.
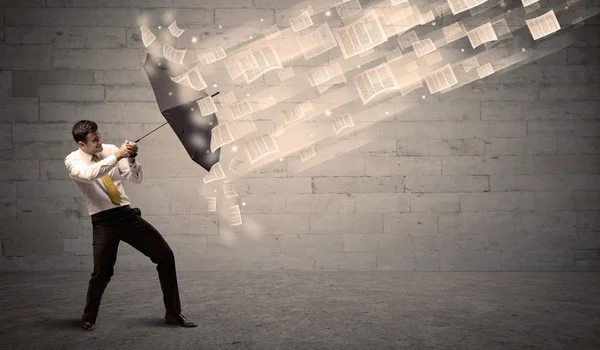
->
[81, 320, 95, 331]
[165, 313, 197, 328]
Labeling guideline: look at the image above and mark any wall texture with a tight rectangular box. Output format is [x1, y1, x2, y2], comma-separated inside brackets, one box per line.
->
[0, 0, 598, 272]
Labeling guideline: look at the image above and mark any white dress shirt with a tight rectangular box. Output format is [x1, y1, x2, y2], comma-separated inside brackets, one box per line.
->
[64, 144, 143, 216]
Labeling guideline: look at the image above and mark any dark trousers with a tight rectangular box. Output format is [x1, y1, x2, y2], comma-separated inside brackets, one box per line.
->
[82, 205, 181, 324]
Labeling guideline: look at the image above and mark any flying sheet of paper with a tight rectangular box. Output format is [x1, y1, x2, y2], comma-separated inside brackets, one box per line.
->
[398, 31, 419, 50]
[447, 0, 489, 15]
[491, 19, 512, 41]
[424, 50, 443, 66]
[424, 64, 458, 94]
[224, 52, 246, 81]
[140, 25, 156, 47]
[303, 5, 315, 16]
[263, 24, 281, 40]
[290, 10, 313, 32]
[389, 6, 421, 35]
[228, 205, 242, 226]
[210, 123, 235, 153]
[206, 197, 217, 212]
[197, 47, 227, 65]
[317, 73, 347, 94]
[333, 10, 387, 59]
[297, 23, 338, 61]
[482, 20, 512, 50]
[332, 113, 355, 135]
[198, 96, 217, 116]
[230, 100, 253, 119]
[467, 22, 498, 49]
[468, 0, 494, 16]
[228, 157, 244, 172]
[299, 146, 317, 162]
[308, 62, 343, 87]
[398, 71, 423, 96]
[381, 2, 414, 29]
[412, 38, 436, 57]
[168, 21, 185, 37]
[223, 180, 238, 198]
[170, 66, 207, 91]
[218, 91, 237, 107]
[419, 10, 435, 25]
[461, 56, 480, 72]
[354, 62, 400, 104]
[526, 9, 561, 41]
[521, 0, 539, 7]
[245, 133, 279, 164]
[283, 104, 307, 125]
[385, 48, 403, 62]
[237, 46, 283, 84]
[203, 163, 226, 184]
[336, 0, 363, 19]
[442, 21, 467, 43]
[476, 62, 494, 78]
[434, 3, 451, 17]
[163, 43, 186, 64]
[524, 1, 540, 13]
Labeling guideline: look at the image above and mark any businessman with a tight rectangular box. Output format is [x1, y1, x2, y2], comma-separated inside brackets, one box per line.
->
[64, 120, 197, 331]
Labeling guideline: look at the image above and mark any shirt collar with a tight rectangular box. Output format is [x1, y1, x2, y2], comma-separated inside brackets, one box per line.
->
[77, 148, 99, 162]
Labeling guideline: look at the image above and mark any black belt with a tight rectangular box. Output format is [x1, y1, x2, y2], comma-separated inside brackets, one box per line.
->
[91, 205, 131, 219]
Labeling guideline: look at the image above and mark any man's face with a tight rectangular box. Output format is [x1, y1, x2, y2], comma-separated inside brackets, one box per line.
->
[79, 131, 103, 154]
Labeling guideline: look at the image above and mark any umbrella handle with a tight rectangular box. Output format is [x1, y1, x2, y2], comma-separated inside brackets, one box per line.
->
[129, 91, 220, 158]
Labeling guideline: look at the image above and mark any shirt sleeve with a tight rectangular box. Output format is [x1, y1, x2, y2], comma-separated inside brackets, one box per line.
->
[64, 152, 119, 183]
[118, 146, 143, 184]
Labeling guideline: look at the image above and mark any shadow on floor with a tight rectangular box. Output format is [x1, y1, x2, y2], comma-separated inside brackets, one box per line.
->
[122, 317, 170, 327]
[42, 318, 82, 330]
[42, 316, 175, 331]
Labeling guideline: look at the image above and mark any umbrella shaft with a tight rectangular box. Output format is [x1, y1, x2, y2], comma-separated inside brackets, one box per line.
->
[129, 121, 166, 157]
[129, 91, 220, 158]
[134, 122, 167, 143]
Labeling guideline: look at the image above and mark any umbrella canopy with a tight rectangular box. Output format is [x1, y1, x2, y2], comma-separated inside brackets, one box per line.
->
[142, 53, 221, 172]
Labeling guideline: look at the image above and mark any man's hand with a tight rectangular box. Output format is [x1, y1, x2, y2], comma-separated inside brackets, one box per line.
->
[116, 141, 131, 161]
[126, 141, 138, 162]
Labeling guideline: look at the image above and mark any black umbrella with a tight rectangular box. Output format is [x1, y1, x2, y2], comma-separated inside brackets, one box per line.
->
[133, 52, 221, 172]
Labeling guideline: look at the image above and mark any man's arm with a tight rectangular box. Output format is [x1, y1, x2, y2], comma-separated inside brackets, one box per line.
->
[118, 156, 143, 184]
[64, 142, 130, 183]
[65, 153, 119, 183]
[117, 142, 143, 184]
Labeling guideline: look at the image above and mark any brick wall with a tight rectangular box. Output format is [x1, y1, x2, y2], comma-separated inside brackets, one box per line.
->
[0, 0, 599, 272]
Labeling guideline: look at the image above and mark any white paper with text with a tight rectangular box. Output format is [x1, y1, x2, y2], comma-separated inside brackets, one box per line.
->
[333, 10, 387, 59]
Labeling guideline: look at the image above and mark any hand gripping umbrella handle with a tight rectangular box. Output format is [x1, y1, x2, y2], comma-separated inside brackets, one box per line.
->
[129, 91, 220, 158]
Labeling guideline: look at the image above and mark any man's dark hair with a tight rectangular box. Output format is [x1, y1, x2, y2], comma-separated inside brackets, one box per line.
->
[72, 120, 98, 144]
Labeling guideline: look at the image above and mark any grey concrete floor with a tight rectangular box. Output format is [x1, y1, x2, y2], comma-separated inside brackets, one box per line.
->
[0, 271, 599, 350]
